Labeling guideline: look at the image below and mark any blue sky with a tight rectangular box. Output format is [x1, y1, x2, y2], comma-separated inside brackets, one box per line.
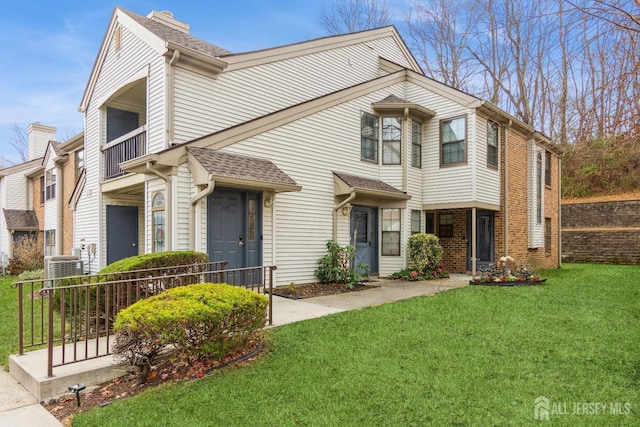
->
[0, 0, 407, 165]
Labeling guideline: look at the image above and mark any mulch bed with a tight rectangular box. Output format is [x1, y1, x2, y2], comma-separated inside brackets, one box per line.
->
[270, 281, 379, 299]
[42, 341, 263, 424]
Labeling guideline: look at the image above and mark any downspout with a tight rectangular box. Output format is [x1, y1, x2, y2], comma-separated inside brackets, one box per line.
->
[558, 154, 562, 268]
[146, 162, 172, 250]
[503, 120, 512, 257]
[189, 176, 215, 250]
[166, 50, 180, 148]
[334, 191, 356, 241]
[56, 164, 64, 255]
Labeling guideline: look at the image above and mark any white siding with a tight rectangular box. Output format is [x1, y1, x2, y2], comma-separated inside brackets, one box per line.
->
[175, 165, 193, 250]
[76, 21, 164, 270]
[474, 116, 501, 205]
[0, 177, 7, 256]
[172, 38, 410, 144]
[528, 141, 545, 248]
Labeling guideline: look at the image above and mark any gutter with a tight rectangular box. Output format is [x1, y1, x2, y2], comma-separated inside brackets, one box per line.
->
[189, 176, 215, 250]
[146, 162, 172, 250]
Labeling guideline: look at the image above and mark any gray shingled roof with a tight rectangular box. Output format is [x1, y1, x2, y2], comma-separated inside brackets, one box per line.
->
[187, 147, 298, 187]
[333, 171, 405, 194]
[3, 209, 39, 230]
[374, 94, 409, 104]
[120, 9, 231, 57]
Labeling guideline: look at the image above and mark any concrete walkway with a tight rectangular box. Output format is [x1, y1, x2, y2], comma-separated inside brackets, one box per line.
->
[1, 274, 469, 426]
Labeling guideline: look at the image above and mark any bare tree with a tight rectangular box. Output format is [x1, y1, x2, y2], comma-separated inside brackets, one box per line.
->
[0, 123, 29, 166]
[564, 0, 640, 33]
[320, 0, 393, 34]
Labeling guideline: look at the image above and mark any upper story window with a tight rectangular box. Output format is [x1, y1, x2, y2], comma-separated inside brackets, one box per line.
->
[361, 112, 378, 162]
[441, 116, 466, 166]
[536, 153, 543, 224]
[545, 150, 551, 186]
[382, 117, 402, 165]
[412, 120, 422, 168]
[76, 149, 84, 180]
[45, 169, 56, 200]
[487, 121, 499, 168]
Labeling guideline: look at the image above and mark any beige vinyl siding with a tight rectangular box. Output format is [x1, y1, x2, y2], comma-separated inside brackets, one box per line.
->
[43, 155, 57, 238]
[474, 115, 501, 206]
[76, 21, 164, 270]
[175, 165, 192, 250]
[366, 36, 415, 70]
[172, 41, 410, 144]
[216, 88, 415, 283]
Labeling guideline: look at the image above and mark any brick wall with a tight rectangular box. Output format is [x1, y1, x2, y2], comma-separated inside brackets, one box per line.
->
[562, 200, 640, 265]
[440, 209, 469, 272]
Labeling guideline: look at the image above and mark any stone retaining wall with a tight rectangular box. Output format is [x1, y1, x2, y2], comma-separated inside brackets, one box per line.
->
[561, 200, 640, 265]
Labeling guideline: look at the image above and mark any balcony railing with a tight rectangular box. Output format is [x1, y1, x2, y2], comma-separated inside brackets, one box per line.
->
[13, 261, 276, 377]
[103, 125, 147, 180]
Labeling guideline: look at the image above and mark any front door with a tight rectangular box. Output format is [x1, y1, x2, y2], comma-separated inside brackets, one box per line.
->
[207, 190, 262, 282]
[467, 210, 494, 270]
[106, 205, 138, 265]
[350, 206, 378, 275]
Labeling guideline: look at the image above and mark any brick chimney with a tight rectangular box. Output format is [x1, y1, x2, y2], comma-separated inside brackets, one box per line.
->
[27, 122, 56, 161]
[146, 10, 189, 34]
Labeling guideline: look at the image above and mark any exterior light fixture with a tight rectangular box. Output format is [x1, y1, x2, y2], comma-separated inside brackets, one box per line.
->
[68, 383, 86, 407]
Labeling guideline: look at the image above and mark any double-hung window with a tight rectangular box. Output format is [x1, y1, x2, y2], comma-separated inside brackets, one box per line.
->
[382, 208, 401, 256]
[441, 116, 466, 165]
[45, 230, 55, 256]
[45, 169, 56, 200]
[487, 121, 499, 167]
[412, 120, 422, 168]
[411, 210, 421, 234]
[545, 150, 551, 186]
[361, 112, 378, 162]
[382, 117, 402, 165]
[438, 213, 454, 237]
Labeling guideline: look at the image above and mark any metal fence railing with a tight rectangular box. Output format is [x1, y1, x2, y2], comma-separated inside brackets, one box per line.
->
[13, 262, 275, 377]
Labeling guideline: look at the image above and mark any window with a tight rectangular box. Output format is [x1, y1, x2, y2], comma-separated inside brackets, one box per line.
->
[545, 218, 551, 254]
[411, 120, 422, 168]
[39, 176, 45, 204]
[45, 169, 56, 200]
[425, 212, 435, 234]
[536, 153, 542, 224]
[76, 149, 84, 180]
[152, 192, 166, 252]
[545, 150, 551, 186]
[361, 112, 378, 162]
[382, 117, 402, 164]
[438, 213, 454, 237]
[487, 121, 499, 167]
[411, 210, 421, 235]
[441, 116, 466, 165]
[382, 208, 401, 256]
[45, 230, 55, 256]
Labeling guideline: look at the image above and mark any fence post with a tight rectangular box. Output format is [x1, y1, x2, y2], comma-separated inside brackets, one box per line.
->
[268, 266, 275, 326]
[17, 282, 24, 355]
[47, 289, 54, 378]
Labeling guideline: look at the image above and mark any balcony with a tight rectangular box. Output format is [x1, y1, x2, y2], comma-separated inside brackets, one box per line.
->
[102, 125, 147, 180]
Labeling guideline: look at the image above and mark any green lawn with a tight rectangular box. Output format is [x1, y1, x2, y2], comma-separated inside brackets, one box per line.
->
[42, 265, 640, 424]
[0, 276, 20, 368]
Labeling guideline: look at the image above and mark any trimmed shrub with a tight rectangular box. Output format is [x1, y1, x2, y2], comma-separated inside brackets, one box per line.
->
[113, 283, 267, 383]
[314, 240, 368, 288]
[98, 251, 209, 276]
[407, 233, 443, 274]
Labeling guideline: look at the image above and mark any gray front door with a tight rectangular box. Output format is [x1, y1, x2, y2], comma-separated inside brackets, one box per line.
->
[106, 205, 138, 265]
[350, 206, 378, 275]
[467, 210, 494, 270]
[207, 190, 262, 281]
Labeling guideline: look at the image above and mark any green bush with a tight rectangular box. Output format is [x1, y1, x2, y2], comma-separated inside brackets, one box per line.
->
[18, 268, 45, 281]
[99, 251, 209, 276]
[408, 233, 443, 274]
[113, 283, 267, 383]
[314, 240, 367, 288]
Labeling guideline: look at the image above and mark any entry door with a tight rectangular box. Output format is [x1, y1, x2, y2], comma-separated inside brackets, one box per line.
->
[207, 190, 262, 277]
[350, 206, 378, 275]
[106, 205, 138, 265]
[467, 211, 494, 270]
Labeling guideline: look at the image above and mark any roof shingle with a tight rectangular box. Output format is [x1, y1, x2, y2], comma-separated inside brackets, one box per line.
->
[3, 209, 39, 230]
[333, 171, 405, 194]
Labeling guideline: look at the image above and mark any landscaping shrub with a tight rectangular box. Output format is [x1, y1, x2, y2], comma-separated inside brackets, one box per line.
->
[18, 268, 45, 281]
[7, 234, 43, 275]
[113, 283, 268, 383]
[315, 240, 368, 288]
[407, 233, 443, 274]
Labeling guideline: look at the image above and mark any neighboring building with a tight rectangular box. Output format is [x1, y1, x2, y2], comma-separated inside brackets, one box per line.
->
[74, 7, 562, 284]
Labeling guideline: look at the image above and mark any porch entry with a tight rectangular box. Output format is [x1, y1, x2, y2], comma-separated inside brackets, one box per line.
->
[350, 205, 378, 275]
[467, 210, 494, 270]
[106, 205, 139, 265]
[207, 189, 262, 274]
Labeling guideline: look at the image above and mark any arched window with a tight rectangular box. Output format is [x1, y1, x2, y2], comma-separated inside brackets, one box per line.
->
[152, 192, 165, 252]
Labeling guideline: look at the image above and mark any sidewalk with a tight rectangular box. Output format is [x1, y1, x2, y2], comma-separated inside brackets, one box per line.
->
[1, 274, 469, 426]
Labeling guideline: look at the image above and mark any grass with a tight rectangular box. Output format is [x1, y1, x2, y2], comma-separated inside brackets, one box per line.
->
[30, 264, 640, 424]
[0, 276, 20, 367]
